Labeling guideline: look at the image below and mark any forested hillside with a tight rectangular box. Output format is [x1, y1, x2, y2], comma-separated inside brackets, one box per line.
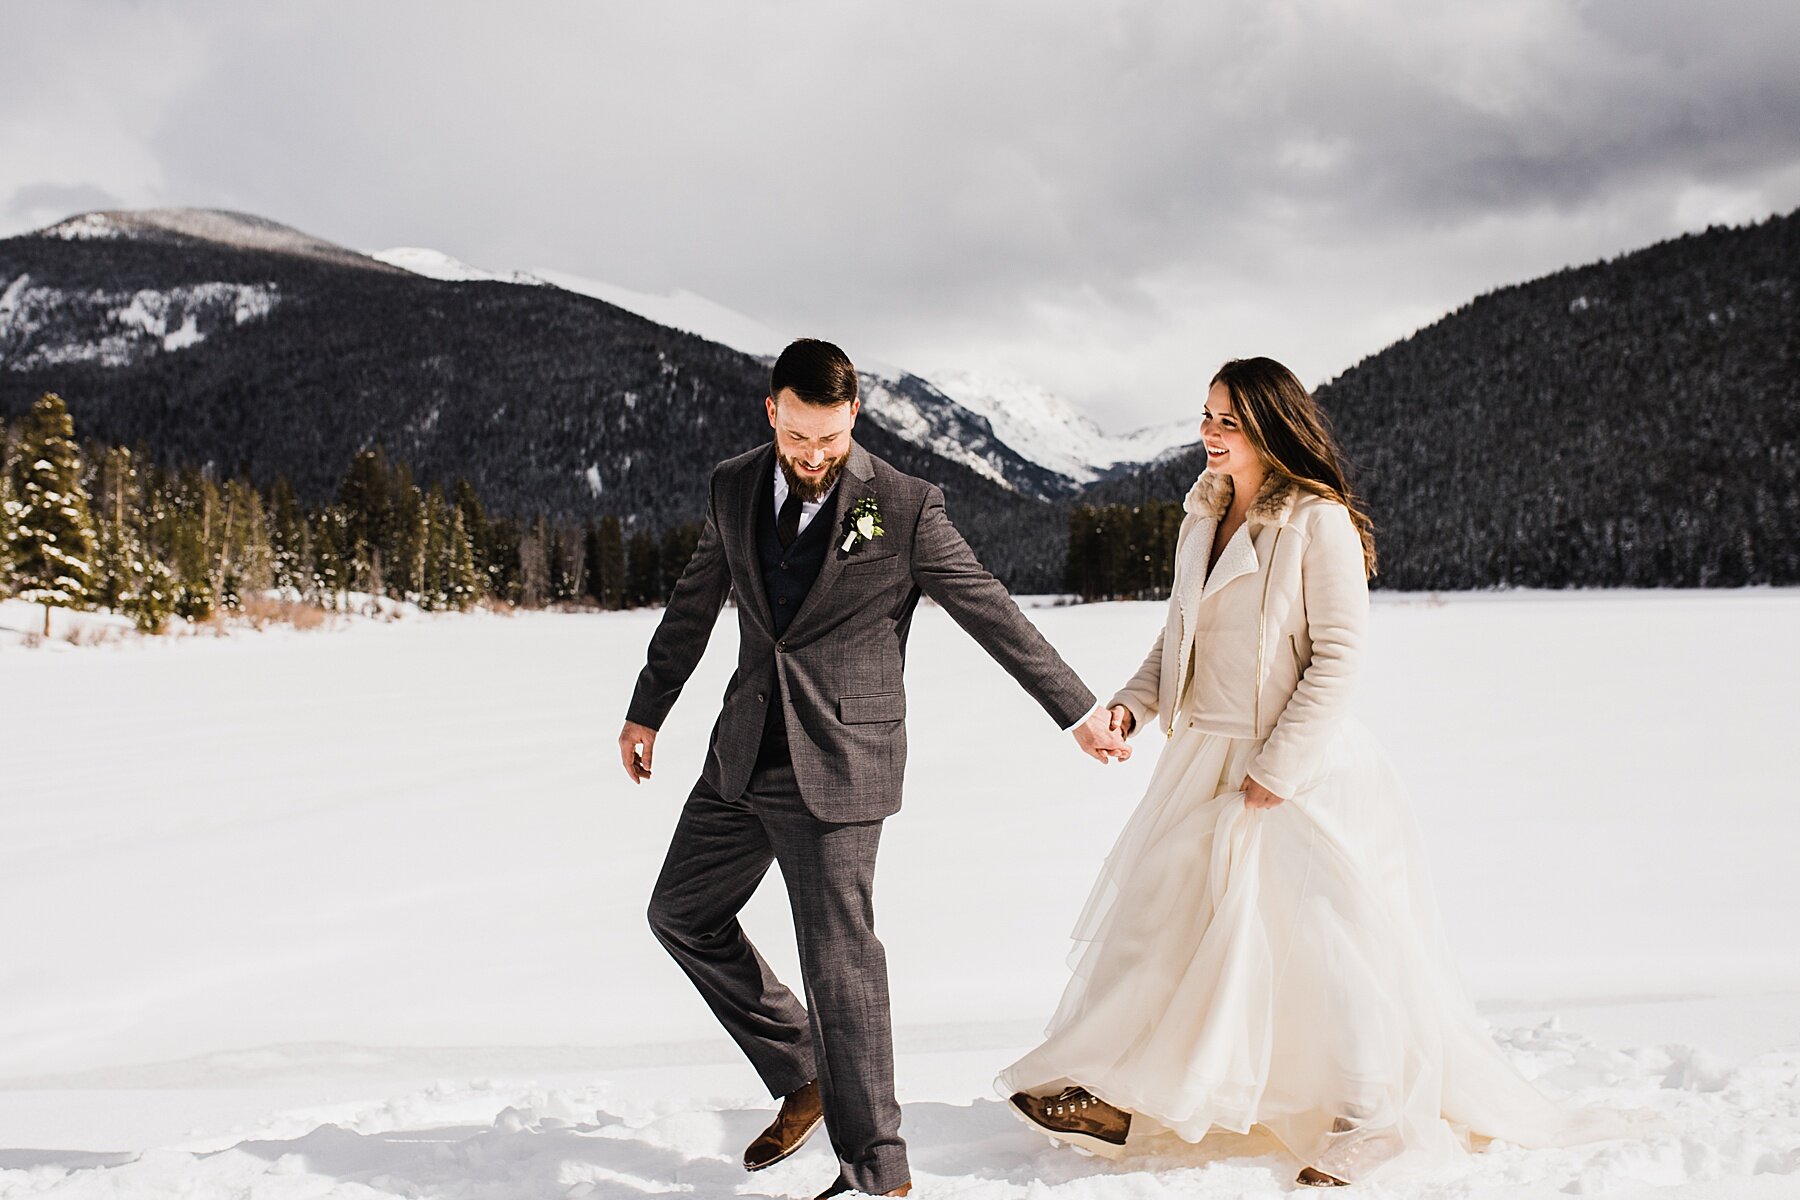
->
[0, 212, 1068, 591]
[1085, 211, 1799, 590]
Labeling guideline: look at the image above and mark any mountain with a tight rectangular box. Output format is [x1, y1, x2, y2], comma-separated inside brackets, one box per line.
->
[0, 209, 1071, 590]
[380, 257, 1082, 498]
[926, 369, 1199, 484]
[386, 254, 1189, 488]
[1088, 209, 1800, 589]
[6, 206, 1792, 595]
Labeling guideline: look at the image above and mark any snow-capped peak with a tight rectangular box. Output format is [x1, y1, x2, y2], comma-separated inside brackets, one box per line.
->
[529, 269, 789, 359]
[923, 370, 1199, 483]
[366, 247, 546, 286]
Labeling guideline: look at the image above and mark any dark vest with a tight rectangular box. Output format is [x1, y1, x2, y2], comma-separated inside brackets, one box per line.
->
[755, 475, 835, 756]
[756, 473, 835, 641]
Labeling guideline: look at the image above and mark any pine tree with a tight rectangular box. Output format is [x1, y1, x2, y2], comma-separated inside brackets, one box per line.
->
[309, 506, 348, 609]
[420, 485, 450, 610]
[625, 530, 659, 608]
[10, 393, 99, 636]
[658, 522, 701, 600]
[0, 421, 20, 598]
[337, 448, 394, 595]
[452, 478, 488, 586]
[595, 514, 626, 610]
[390, 467, 426, 601]
[518, 517, 549, 607]
[89, 446, 171, 632]
[268, 476, 307, 593]
[446, 505, 480, 611]
[224, 479, 275, 603]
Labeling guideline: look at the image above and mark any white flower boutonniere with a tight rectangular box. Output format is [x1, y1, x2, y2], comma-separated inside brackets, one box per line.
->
[841, 496, 886, 553]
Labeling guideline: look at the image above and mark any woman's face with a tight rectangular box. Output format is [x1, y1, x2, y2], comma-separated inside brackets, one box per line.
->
[1200, 381, 1261, 478]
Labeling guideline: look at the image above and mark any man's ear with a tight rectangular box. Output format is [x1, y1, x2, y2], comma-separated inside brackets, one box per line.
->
[766, 395, 778, 428]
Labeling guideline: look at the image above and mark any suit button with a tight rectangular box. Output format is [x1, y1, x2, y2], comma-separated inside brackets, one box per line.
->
[777, 641, 787, 651]
[779, 561, 789, 570]
[777, 596, 788, 605]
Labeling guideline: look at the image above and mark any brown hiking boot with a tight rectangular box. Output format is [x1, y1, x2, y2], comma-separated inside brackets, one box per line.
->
[744, 1081, 823, 1171]
[813, 1179, 911, 1198]
[1008, 1086, 1131, 1157]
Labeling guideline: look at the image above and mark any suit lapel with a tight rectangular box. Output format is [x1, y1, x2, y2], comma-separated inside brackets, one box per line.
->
[784, 440, 873, 639]
[729, 443, 778, 637]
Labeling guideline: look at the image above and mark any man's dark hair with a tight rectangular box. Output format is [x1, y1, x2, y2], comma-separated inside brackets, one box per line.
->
[769, 338, 858, 407]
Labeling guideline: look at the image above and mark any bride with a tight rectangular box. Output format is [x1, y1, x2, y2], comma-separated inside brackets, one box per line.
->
[1003, 357, 1613, 1186]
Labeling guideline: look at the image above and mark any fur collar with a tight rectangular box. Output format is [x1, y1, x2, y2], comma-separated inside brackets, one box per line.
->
[1182, 469, 1301, 525]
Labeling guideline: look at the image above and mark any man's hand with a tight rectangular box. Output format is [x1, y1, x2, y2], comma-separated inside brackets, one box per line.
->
[1073, 707, 1132, 763]
[1242, 774, 1286, 809]
[620, 720, 658, 783]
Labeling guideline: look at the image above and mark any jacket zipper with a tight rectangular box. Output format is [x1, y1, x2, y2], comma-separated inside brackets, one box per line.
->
[1254, 526, 1285, 739]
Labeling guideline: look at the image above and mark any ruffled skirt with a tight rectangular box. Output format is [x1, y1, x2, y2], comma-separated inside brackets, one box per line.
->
[999, 717, 1613, 1181]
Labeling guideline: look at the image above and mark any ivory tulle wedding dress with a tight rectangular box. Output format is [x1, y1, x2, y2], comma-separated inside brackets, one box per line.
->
[1000, 474, 1619, 1184]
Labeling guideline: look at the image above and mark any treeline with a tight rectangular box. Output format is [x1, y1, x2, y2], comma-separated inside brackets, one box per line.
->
[1064, 501, 1185, 601]
[0, 392, 700, 635]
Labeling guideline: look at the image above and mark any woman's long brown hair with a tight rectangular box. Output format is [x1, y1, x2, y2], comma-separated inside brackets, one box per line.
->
[1211, 357, 1378, 578]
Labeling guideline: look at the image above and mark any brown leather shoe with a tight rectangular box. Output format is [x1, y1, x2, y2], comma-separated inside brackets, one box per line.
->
[813, 1178, 911, 1198]
[1296, 1166, 1349, 1187]
[744, 1081, 823, 1172]
[1008, 1086, 1131, 1157]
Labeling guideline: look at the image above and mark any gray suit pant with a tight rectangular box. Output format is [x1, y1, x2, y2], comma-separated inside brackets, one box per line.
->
[646, 733, 909, 1194]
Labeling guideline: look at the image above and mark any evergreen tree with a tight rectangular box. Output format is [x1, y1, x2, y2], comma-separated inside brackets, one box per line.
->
[0, 420, 20, 598]
[268, 476, 308, 593]
[625, 529, 660, 608]
[91, 446, 173, 631]
[555, 524, 587, 604]
[10, 393, 99, 635]
[337, 448, 394, 594]
[658, 522, 701, 601]
[420, 485, 451, 610]
[162, 467, 220, 621]
[390, 466, 426, 601]
[310, 506, 348, 609]
[452, 478, 488, 585]
[446, 505, 480, 611]
[594, 514, 626, 610]
[518, 517, 549, 607]
[224, 479, 275, 602]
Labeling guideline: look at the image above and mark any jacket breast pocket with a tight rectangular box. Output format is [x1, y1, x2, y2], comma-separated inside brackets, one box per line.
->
[841, 551, 900, 570]
[838, 691, 906, 724]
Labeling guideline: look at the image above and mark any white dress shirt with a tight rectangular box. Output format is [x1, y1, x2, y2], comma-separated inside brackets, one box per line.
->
[772, 460, 839, 538]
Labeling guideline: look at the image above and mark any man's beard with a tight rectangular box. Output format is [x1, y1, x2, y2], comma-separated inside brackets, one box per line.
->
[777, 450, 849, 503]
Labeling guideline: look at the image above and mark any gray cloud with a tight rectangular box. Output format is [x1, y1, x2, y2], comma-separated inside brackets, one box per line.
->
[6, 0, 1798, 429]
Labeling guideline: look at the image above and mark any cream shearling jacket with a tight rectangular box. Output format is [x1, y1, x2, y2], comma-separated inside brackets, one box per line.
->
[1108, 469, 1370, 800]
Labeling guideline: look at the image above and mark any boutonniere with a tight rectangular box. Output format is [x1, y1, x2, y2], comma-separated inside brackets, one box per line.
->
[841, 496, 886, 553]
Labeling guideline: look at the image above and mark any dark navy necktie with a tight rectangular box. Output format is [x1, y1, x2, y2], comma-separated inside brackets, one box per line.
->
[777, 489, 803, 548]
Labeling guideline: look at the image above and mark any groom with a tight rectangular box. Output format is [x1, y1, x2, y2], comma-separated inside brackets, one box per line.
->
[619, 338, 1129, 1198]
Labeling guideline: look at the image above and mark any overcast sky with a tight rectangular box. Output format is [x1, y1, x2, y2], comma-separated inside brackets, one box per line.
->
[6, 1, 1799, 430]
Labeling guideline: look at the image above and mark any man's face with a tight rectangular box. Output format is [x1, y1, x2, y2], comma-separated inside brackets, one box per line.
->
[767, 387, 858, 501]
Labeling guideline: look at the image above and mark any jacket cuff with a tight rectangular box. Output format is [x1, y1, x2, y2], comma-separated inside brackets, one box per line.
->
[1106, 692, 1156, 739]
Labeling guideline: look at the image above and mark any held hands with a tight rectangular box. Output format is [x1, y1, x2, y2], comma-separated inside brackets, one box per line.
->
[1073, 706, 1133, 764]
[619, 720, 658, 783]
[1242, 774, 1286, 809]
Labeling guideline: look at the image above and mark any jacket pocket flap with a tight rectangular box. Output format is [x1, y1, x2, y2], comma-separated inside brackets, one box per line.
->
[838, 691, 905, 724]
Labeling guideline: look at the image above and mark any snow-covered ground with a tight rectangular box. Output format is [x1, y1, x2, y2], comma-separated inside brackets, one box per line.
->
[3, 591, 1797, 1198]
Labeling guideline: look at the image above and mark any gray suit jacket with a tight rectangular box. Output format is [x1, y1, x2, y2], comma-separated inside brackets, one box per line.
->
[627, 439, 1095, 822]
